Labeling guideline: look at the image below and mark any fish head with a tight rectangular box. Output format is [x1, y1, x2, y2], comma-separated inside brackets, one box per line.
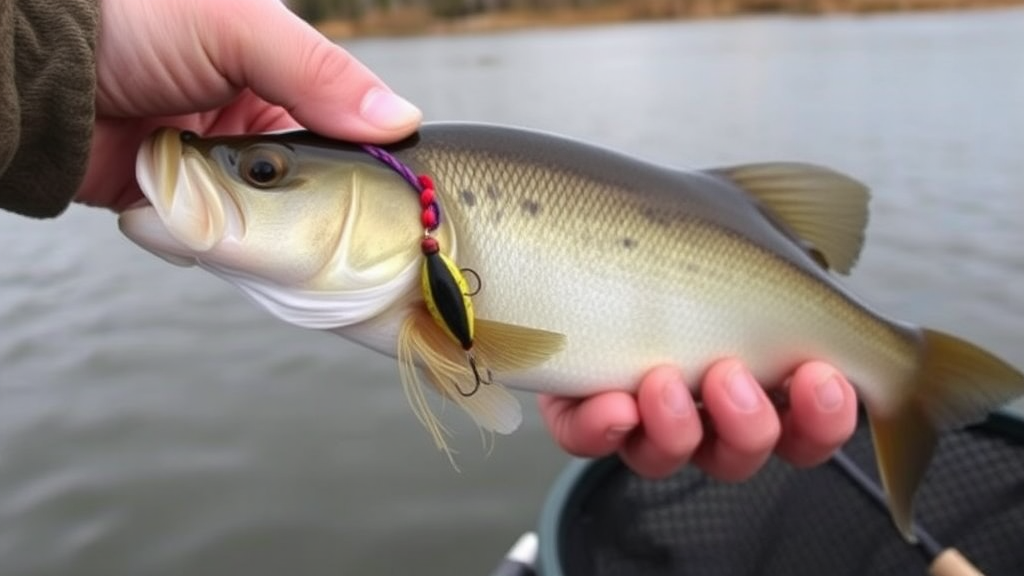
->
[119, 128, 448, 329]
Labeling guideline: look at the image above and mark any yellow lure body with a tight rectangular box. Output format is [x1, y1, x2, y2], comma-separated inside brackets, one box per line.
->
[420, 239, 475, 350]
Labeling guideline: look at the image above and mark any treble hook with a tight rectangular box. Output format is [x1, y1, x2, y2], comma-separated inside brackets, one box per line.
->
[453, 354, 493, 397]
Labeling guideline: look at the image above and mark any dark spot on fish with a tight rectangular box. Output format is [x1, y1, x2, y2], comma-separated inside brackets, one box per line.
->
[487, 184, 502, 200]
[460, 189, 477, 207]
[493, 209, 505, 224]
[684, 262, 700, 274]
[622, 237, 638, 250]
[522, 199, 541, 217]
[642, 207, 671, 227]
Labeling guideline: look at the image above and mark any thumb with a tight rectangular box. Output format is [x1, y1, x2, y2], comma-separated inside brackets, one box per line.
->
[205, 0, 421, 143]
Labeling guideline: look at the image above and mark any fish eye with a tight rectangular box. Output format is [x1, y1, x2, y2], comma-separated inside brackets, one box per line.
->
[239, 146, 291, 188]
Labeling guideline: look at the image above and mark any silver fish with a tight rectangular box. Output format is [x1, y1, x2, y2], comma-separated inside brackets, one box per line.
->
[119, 123, 1024, 540]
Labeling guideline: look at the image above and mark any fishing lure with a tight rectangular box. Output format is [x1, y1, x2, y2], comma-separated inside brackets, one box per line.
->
[362, 147, 490, 396]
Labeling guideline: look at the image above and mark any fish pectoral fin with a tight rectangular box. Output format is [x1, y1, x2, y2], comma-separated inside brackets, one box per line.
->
[713, 163, 870, 274]
[472, 318, 567, 373]
[868, 328, 1024, 542]
[397, 309, 526, 458]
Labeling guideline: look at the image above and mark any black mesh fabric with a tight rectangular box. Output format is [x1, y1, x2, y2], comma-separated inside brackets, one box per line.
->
[553, 416, 1024, 576]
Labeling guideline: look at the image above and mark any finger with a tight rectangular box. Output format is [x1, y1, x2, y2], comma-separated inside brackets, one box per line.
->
[207, 0, 421, 142]
[774, 362, 858, 468]
[692, 359, 781, 482]
[537, 392, 639, 458]
[619, 366, 703, 479]
[197, 91, 299, 135]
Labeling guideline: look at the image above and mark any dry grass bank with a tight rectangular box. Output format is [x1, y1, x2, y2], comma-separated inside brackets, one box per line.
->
[313, 0, 1024, 39]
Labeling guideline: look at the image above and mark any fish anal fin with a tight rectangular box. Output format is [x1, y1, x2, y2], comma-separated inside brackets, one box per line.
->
[867, 327, 1024, 542]
[714, 163, 870, 274]
[473, 318, 567, 373]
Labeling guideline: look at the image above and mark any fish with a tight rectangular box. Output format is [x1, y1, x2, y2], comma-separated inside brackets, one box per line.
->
[118, 123, 1024, 541]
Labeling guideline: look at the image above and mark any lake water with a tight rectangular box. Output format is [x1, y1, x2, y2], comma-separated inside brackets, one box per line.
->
[2, 8, 1023, 576]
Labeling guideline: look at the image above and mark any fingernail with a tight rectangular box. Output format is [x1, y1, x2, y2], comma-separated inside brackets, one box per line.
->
[605, 425, 633, 442]
[726, 367, 761, 413]
[815, 373, 844, 412]
[359, 87, 421, 130]
[662, 377, 692, 419]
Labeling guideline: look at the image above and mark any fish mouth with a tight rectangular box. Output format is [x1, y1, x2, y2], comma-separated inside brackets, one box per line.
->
[119, 128, 242, 264]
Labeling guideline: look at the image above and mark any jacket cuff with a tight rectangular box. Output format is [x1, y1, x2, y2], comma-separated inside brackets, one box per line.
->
[0, 1, 98, 218]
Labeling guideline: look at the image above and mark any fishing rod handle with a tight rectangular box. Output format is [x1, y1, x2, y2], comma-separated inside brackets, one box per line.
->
[929, 549, 986, 576]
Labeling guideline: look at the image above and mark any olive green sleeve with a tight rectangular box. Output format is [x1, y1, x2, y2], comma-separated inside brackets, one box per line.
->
[0, 0, 98, 218]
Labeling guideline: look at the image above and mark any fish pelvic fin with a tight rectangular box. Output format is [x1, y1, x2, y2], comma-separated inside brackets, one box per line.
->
[869, 328, 1024, 542]
[396, 308, 565, 462]
[713, 163, 869, 274]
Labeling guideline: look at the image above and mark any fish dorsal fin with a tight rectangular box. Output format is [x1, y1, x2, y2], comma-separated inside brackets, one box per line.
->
[714, 163, 870, 274]
[396, 308, 565, 461]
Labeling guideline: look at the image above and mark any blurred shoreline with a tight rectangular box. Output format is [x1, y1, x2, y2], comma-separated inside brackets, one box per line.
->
[308, 0, 1024, 38]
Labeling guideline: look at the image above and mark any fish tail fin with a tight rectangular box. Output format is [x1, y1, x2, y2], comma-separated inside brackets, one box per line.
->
[869, 328, 1024, 541]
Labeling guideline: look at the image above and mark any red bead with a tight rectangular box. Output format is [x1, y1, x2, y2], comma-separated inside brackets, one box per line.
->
[421, 236, 439, 254]
[421, 209, 438, 230]
[420, 188, 435, 206]
[418, 174, 434, 190]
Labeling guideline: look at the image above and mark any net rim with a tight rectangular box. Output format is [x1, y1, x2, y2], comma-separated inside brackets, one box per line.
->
[532, 406, 1024, 576]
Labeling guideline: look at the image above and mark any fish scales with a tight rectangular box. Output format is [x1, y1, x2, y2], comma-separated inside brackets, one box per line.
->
[397, 128, 918, 406]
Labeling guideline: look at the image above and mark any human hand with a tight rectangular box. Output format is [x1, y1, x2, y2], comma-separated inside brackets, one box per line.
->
[539, 359, 857, 480]
[77, 0, 421, 211]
